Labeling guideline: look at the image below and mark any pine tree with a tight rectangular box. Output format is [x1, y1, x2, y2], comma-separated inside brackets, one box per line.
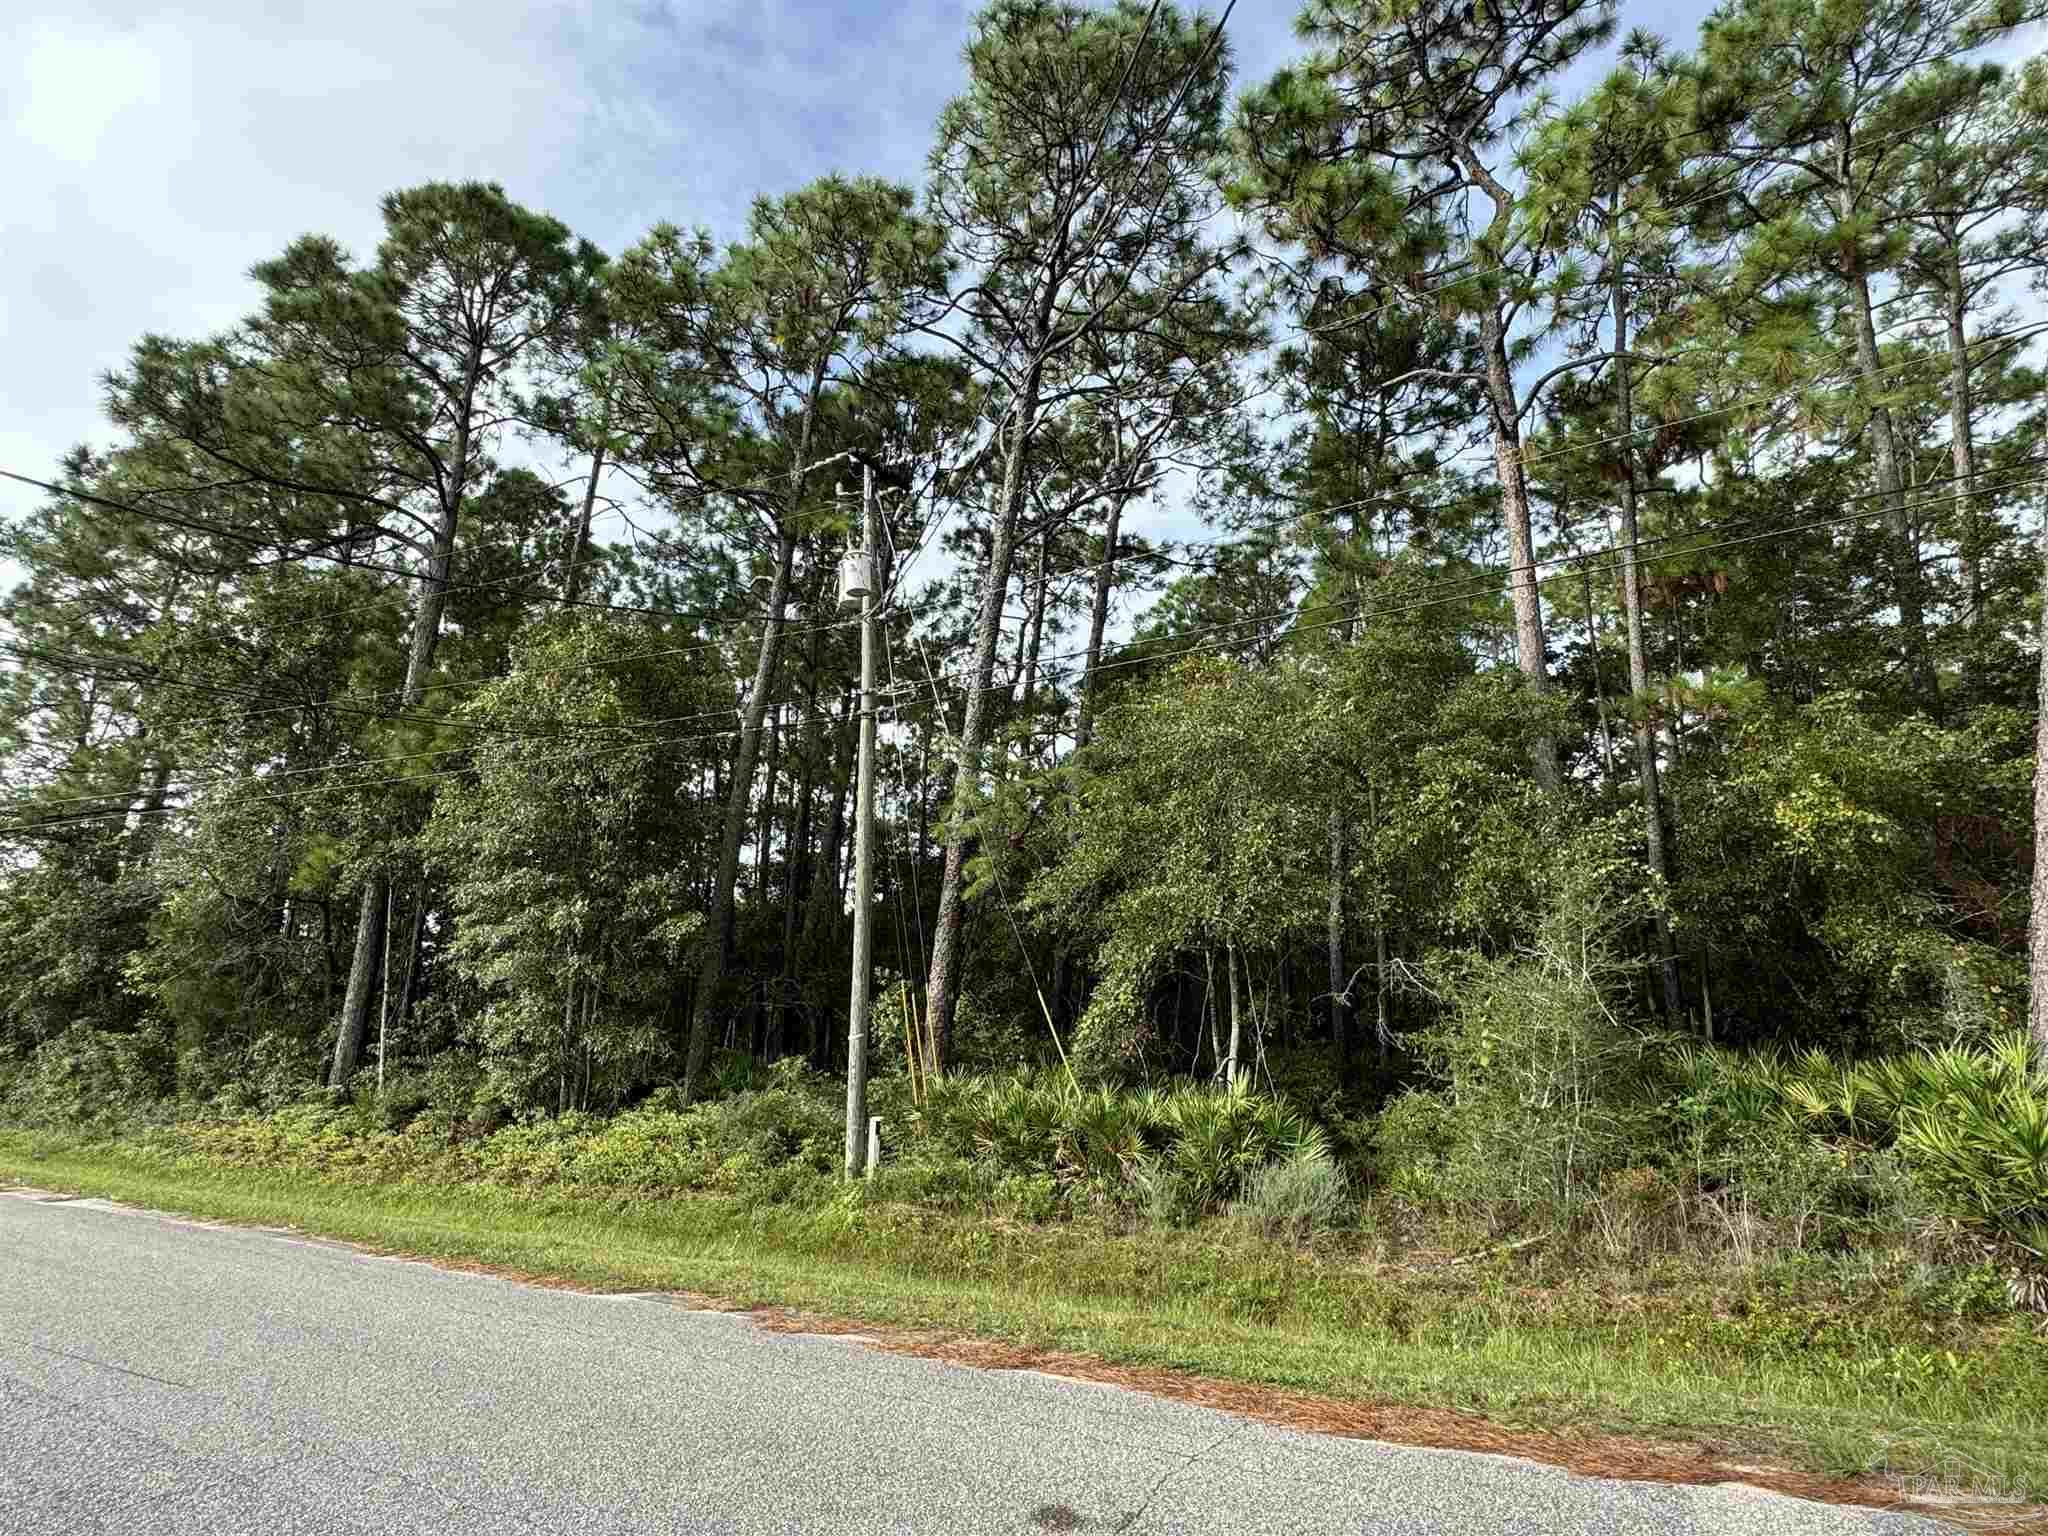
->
[1232, 0, 1621, 792]
[913, 0, 1246, 1069]
[106, 182, 600, 1086]
[603, 176, 948, 1104]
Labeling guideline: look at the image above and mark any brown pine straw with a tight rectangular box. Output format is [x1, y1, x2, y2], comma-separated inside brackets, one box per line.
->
[734, 1306, 2042, 1532]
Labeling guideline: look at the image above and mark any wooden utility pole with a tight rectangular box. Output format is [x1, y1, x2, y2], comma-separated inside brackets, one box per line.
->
[2029, 491, 2048, 1059]
[844, 466, 882, 1176]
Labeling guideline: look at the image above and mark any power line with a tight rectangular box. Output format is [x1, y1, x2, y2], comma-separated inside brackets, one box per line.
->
[16, 311, 2034, 752]
[1188, 318, 2048, 547]
[0, 469, 717, 626]
[80, 514, 1184, 743]
[11, 458, 2037, 841]
[9, 434, 2027, 802]
[10, 271, 2040, 788]
[0, 692, 761, 816]
[0, 695, 887, 841]
[0, 639, 555, 744]
[899, 456, 2048, 706]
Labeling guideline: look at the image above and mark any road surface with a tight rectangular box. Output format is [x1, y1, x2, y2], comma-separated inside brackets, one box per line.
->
[0, 1188, 1960, 1535]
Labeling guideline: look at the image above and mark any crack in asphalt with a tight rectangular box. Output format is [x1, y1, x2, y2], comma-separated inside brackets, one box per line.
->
[1113, 1421, 1250, 1532]
[10, 1336, 196, 1391]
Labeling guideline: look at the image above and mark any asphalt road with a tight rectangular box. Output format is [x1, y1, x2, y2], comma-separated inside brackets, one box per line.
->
[0, 1189, 1964, 1536]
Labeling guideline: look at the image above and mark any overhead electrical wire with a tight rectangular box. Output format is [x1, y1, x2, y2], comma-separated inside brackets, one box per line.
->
[9, 432, 2041, 824]
[7, 39, 2041, 836]
[0, 691, 897, 840]
[898, 456, 2048, 705]
[13, 308, 2029, 755]
[11, 448, 2034, 844]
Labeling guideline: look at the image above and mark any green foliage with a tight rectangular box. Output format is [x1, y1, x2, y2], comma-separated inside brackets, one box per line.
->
[1034, 657, 1330, 1077]
[1652, 1033, 2048, 1282]
[1231, 1154, 1353, 1245]
[0, 1025, 173, 1132]
[1676, 695, 2031, 1048]
[899, 1070, 1333, 1223]
[1777, 1034, 2048, 1259]
[423, 618, 711, 1111]
[1381, 829, 1657, 1209]
[7, 0, 2048, 1395]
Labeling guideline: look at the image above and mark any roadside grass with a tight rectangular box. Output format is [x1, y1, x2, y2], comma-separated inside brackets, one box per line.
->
[5, 1125, 2045, 1504]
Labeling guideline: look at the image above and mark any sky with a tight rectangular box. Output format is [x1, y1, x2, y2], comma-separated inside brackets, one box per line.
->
[2, 1, 1286, 530]
[18, 0, 2030, 623]
[0, 0, 1739, 524]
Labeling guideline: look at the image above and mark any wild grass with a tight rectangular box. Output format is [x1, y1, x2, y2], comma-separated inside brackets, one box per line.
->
[4, 1127, 2045, 1502]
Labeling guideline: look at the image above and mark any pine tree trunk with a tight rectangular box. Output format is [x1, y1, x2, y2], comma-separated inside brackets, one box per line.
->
[1581, 552, 1617, 787]
[122, 756, 175, 867]
[563, 441, 606, 603]
[1074, 493, 1124, 752]
[1021, 533, 1049, 704]
[330, 881, 387, 1088]
[756, 703, 781, 907]
[1613, 258, 1683, 1028]
[1050, 490, 1124, 1028]
[1942, 244, 1984, 651]
[2029, 501, 2048, 1057]
[329, 344, 482, 1088]
[681, 525, 799, 1104]
[778, 667, 822, 1056]
[1479, 303, 1560, 791]
[1837, 161, 1938, 712]
[925, 362, 1041, 1071]
[392, 883, 425, 1057]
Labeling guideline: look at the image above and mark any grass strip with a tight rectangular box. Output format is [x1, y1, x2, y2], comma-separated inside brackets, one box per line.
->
[4, 1130, 2044, 1510]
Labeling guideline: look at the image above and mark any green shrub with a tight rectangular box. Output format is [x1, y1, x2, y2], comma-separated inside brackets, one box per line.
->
[1260, 1046, 1357, 1125]
[1128, 1154, 1194, 1227]
[867, 1150, 987, 1210]
[1232, 1154, 1352, 1245]
[1388, 843, 1657, 1211]
[1670, 1033, 2048, 1261]
[949, 988, 1048, 1076]
[905, 1070, 1329, 1219]
[0, 1023, 172, 1131]
[990, 1171, 1061, 1222]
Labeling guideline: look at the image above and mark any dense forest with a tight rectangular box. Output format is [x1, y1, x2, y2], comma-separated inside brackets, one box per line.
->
[7, 0, 2048, 1275]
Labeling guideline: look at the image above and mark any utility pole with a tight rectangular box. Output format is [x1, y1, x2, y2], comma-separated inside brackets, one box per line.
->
[844, 465, 881, 1177]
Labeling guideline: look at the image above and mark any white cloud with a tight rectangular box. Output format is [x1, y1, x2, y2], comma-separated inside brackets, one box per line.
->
[0, 0, 1308, 595]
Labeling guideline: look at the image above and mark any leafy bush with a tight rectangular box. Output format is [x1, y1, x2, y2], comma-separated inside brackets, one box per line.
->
[0, 1023, 172, 1131]
[185, 1033, 326, 1121]
[374, 1051, 493, 1134]
[1155, 1079, 1328, 1213]
[540, 1085, 843, 1196]
[1381, 839, 1655, 1211]
[1649, 1033, 2048, 1288]
[948, 989, 1044, 1076]
[899, 1069, 1332, 1222]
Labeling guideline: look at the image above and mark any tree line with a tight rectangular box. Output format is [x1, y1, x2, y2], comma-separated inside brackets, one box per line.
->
[5, 0, 2048, 1123]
